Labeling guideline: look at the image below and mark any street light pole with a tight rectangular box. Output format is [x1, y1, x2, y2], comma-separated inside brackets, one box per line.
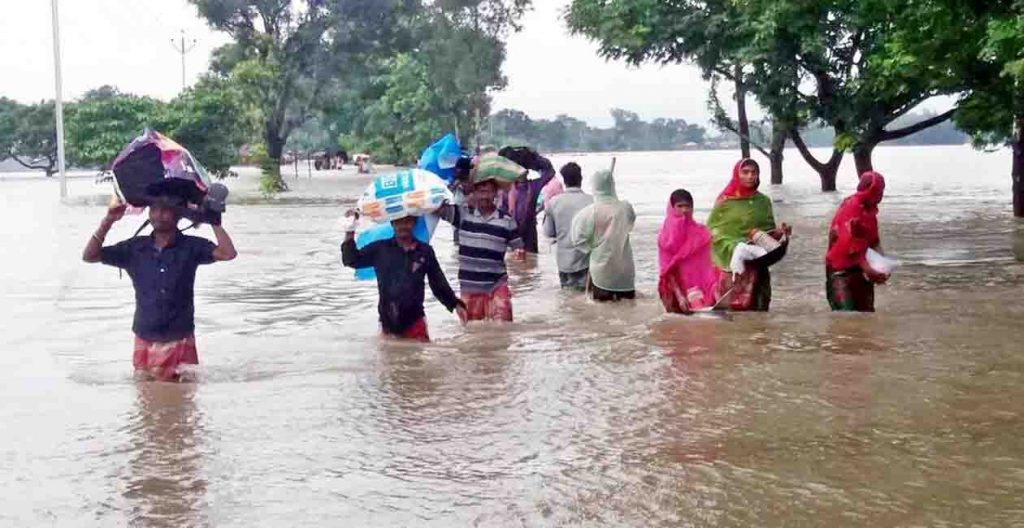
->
[50, 0, 67, 199]
[171, 30, 197, 93]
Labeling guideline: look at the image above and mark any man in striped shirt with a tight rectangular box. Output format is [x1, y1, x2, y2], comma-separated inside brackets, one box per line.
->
[439, 179, 524, 321]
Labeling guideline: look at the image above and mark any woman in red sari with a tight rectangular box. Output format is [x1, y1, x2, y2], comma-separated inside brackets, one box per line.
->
[826, 171, 889, 312]
[658, 189, 719, 313]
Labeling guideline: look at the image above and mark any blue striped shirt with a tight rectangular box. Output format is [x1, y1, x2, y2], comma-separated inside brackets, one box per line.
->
[441, 205, 523, 293]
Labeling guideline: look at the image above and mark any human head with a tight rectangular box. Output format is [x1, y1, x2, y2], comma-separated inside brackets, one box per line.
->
[391, 215, 417, 242]
[591, 169, 617, 199]
[857, 171, 886, 205]
[560, 162, 582, 188]
[738, 159, 760, 190]
[148, 203, 180, 234]
[669, 189, 694, 217]
[473, 179, 499, 212]
[454, 156, 473, 182]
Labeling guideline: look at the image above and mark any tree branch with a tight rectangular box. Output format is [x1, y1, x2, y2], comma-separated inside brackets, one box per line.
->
[8, 154, 49, 171]
[879, 108, 956, 142]
[789, 128, 827, 172]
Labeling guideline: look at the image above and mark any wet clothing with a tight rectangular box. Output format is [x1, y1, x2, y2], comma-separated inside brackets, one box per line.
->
[827, 268, 875, 312]
[439, 205, 523, 294]
[716, 267, 772, 312]
[571, 170, 636, 295]
[559, 269, 589, 291]
[589, 279, 636, 302]
[133, 334, 198, 382]
[826, 172, 885, 271]
[100, 234, 216, 342]
[658, 199, 719, 312]
[389, 318, 430, 342]
[462, 282, 513, 322]
[341, 238, 460, 336]
[503, 156, 555, 253]
[707, 159, 779, 311]
[542, 188, 594, 275]
[826, 172, 886, 312]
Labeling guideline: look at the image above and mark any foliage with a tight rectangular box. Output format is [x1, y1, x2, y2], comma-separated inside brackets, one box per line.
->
[0, 99, 61, 176]
[192, 0, 416, 192]
[159, 76, 259, 178]
[64, 86, 160, 170]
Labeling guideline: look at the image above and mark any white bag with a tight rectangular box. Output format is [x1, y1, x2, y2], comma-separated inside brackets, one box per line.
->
[865, 248, 900, 275]
[357, 168, 453, 223]
[729, 242, 768, 274]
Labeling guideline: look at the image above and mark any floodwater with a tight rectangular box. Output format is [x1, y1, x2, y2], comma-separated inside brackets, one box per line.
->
[2, 145, 1023, 526]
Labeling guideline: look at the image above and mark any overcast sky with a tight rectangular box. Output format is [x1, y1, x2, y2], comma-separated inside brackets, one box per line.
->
[0, 1, 949, 129]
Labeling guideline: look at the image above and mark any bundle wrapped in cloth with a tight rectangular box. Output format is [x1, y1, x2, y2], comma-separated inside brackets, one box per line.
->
[473, 153, 525, 186]
[357, 168, 453, 223]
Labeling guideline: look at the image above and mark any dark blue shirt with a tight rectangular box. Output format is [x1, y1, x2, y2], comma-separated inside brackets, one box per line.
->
[341, 238, 460, 335]
[101, 234, 216, 342]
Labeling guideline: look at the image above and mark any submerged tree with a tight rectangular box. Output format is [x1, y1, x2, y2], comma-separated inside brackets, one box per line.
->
[953, 0, 1024, 217]
[0, 99, 61, 177]
[191, 0, 413, 193]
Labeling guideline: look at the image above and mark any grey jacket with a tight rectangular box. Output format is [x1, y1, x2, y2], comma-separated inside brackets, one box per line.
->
[542, 188, 594, 273]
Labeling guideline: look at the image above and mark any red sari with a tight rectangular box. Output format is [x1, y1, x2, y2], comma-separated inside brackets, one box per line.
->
[826, 172, 885, 312]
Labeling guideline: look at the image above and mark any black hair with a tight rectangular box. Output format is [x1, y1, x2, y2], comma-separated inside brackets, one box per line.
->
[560, 162, 583, 188]
[740, 159, 760, 173]
[670, 189, 694, 206]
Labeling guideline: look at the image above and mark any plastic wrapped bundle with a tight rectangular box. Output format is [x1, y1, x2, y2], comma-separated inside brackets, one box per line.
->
[357, 169, 453, 223]
[473, 153, 524, 186]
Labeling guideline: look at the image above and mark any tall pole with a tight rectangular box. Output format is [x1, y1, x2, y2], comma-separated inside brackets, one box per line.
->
[50, 0, 67, 199]
[170, 30, 197, 93]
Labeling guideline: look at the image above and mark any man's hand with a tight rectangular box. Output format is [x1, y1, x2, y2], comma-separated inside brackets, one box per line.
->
[341, 209, 360, 233]
[511, 248, 527, 261]
[456, 301, 468, 324]
[105, 199, 127, 224]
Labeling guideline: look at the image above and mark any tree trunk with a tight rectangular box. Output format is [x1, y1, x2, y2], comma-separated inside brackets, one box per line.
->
[790, 128, 843, 192]
[734, 65, 751, 159]
[769, 123, 787, 185]
[853, 142, 876, 176]
[262, 126, 289, 193]
[1014, 114, 1024, 218]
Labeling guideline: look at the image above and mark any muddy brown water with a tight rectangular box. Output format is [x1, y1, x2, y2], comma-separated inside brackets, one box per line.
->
[1, 146, 1022, 526]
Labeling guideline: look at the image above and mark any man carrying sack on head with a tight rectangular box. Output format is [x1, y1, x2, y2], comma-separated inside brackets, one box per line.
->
[82, 179, 237, 381]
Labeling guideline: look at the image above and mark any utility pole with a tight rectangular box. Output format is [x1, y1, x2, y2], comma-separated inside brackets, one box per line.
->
[50, 0, 67, 199]
[170, 30, 197, 92]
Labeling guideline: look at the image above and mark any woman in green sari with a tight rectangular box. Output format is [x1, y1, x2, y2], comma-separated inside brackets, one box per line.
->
[706, 159, 790, 311]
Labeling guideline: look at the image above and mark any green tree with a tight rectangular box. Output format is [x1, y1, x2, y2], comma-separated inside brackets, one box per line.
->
[159, 76, 259, 178]
[566, 0, 787, 181]
[64, 86, 161, 170]
[0, 99, 61, 176]
[192, 0, 413, 192]
[953, 0, 1024, 217]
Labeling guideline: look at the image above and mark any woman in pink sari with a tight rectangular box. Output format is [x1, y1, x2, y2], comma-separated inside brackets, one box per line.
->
[658, 189, 720, 313]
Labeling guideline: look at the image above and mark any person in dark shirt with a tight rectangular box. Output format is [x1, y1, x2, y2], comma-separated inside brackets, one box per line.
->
[82, 182, 237, 381]
[341, 212, 466, 341]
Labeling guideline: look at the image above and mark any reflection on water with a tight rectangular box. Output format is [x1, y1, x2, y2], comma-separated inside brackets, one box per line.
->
[2, 146, 1024, 525]
[123, 383, 207, 527]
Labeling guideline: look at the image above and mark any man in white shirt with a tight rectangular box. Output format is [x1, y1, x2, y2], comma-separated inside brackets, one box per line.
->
[542, 162, 594, 290]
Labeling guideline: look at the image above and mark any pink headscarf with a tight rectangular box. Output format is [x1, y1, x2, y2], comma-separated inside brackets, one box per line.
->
[658, 197, 719, 309]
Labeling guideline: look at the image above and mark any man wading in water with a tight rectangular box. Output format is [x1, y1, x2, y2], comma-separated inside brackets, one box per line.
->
[341, 212, 467, 341]
[82, 181, 237, 381]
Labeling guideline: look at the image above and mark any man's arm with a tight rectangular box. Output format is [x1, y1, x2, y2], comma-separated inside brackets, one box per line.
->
[528, 155, 556, 195]
[425, 248, 464, 314]
[542, 201, 557, 239]
[82, 200, 126, 263]
[211, 225, 237, 261]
